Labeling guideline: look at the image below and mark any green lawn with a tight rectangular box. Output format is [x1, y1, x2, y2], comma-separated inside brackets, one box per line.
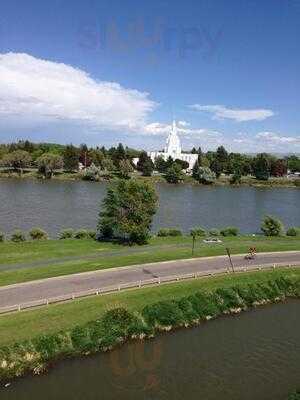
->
[0, 236, 299, 286]
[0, 267, 299, 347]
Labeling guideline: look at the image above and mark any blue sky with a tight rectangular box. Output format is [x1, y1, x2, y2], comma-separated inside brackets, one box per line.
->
[0, 0, 299, 152]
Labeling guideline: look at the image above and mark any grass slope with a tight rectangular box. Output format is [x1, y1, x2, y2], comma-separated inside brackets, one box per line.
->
[0, 268, 299, 347]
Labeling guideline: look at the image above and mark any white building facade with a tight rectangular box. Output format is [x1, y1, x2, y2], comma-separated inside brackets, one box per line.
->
[148, 121, 198, 170]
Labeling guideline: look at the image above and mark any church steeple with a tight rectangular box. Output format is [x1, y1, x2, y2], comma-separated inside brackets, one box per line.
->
[165, 120, 181, 157]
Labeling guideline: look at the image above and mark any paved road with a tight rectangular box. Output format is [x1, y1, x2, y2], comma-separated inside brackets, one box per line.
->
[0, 251, 299, 308]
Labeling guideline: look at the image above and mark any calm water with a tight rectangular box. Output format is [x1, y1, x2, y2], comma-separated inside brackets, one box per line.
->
[2, 300, 299, 400]
[0, 179, 299, 235]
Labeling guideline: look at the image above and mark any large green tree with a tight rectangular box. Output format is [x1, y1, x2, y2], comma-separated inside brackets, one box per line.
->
[37, 153, 63, 178]
[63, 145, 79, 172]
[0, 150, 32, 174]
[164, 163, 184, 184]
[252, 153, 271, 180]
[98, 178, 158, 244]
[118, 159, 134, 179]
[137, 151, 154, 176]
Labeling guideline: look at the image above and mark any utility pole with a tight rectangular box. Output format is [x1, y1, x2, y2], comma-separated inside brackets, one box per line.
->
[226, 247, 235, 273]
[192, 233, 196, 256]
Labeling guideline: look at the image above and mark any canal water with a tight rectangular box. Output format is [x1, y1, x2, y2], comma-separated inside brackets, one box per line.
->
[0, 179, 299, 235]
[1, 300, 299, 400]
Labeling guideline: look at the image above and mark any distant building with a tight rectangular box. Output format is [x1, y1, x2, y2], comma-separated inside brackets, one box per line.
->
[134, 121, 198, 171]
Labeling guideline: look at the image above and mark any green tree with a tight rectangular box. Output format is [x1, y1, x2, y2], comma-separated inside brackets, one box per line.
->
[37, 153, 63, 178]
[210, 159, 223, 178]
[63, 145, 79, 172]
[216, 146, 228, 164]
[154, 156, 167, 173]
[0, 150, 32, 175]
[112, 143, 127, 167]
[194, 166, 216, 184]
[118, 159, 134, 179]
[137, 151, 154, 176]
[98, 178, 158, 244]
[164, 163, 184, 184]
[287, 155, 300, 173]
[175, 159, 189, 170]
[102, 157, 115, 172]
[261, 215, 284, 236]
[252, 153, 271, 180]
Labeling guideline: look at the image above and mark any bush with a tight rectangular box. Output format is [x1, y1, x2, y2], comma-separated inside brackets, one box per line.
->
[229, 172, 242, 185]
[220, 227, 239, 237]
[261, 215, 284, 237]
[59, 229, 74, 240]
[294, 179, 300, 187]
[0, 276, 299, 381]
[74, 229, 89, 239]
[142, 301, 185, 328]
[286, 227, 300, 237]
[29, 227, 48, 240]
[11, 230, 26, 242]
[87, 230, 96, 239]
[190, 227, 206, 237]
[157, 228, 182, 237]
[194, 166, 216, 184]
[0, 232, 5, 242]
[288, 391, 300, 400]
[209, 228, 220, 236]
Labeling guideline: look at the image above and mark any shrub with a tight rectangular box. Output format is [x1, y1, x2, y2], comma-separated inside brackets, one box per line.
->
[209, 228, 220, 236]
[29, 227, 48, 240]
[190, 227, 206, 237]
[288, 391, 300, 400]
[59, 229, 74, 239]
[142, 300, 185, 328]
[0, 232, 5, 242]
[157, 228, 182, 237]
[230, 172, 242, 185]
[81, 164, 101, 181]
[261, 215, 284, 237]
[194, 166, 216, 184]
[74, 229, 89, 239]
[294, 179, 300, 187]
[11, 230, 26, 242]
[0, 277, 299, 381]
[87, 230, 96, 239]
[286, 227, 300, 237]
[220, 226, 239, 237]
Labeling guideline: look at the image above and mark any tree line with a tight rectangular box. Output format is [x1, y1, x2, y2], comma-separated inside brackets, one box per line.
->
[0, 140, 299, 182]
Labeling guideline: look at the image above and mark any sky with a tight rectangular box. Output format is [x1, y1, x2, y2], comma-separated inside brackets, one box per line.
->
[0, 0, 299, 153]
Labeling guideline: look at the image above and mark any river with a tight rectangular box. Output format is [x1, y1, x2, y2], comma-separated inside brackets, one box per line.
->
[1, 300, 299, 400]
[0, 179, 299, 235]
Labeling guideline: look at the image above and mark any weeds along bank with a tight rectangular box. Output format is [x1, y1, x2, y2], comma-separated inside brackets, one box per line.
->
[0, 274, 299, 382]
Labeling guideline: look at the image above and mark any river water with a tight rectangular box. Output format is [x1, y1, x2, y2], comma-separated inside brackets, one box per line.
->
[0, 179, 299, 235]
[1, 300, 299, 400]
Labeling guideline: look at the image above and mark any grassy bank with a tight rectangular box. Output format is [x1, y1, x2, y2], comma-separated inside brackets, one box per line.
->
[0, 236, 299, 286]
[0, 268, 299, 381]
[0, 169, 299, 187]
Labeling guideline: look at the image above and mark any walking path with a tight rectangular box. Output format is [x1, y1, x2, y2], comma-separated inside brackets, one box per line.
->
[0, 251, 299, 310]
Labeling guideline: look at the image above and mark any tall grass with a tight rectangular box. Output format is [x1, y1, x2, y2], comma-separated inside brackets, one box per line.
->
[0, 275, 299, 381]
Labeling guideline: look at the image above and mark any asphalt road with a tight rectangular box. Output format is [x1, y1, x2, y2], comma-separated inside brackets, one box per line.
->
[0, 251, 299, 308]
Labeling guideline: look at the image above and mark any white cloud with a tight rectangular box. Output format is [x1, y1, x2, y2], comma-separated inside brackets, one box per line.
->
[189, 104, 274, 122]
[178, 120, 190, 127]
[256, 131, 300, 144]
[0, 52, 157, 133]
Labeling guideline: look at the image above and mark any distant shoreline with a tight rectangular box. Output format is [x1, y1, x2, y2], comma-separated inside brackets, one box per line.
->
[0, 170, 299, 188]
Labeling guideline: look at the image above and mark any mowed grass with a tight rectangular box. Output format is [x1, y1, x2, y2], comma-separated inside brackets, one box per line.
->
[0, 236, 299, 286]
[0, 267, 299, 347]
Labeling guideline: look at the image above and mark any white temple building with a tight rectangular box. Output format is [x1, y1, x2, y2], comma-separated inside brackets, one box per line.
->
[139, 121, 198, 171]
